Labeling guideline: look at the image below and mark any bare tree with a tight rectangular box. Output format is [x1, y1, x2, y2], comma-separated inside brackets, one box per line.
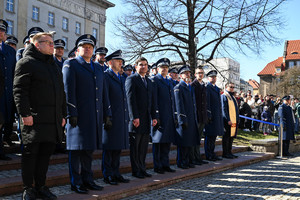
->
[114, 0, 287, 69]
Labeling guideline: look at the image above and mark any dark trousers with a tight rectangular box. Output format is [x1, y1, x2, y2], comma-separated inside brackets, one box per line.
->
[283, 140, 290, 155]
[222, 126, 234, 156]
[177, 146, 191, 167]
[129, 132, 149, 174]
[102, 149, 121, 178]
[152, 143, 171, 169]
[22, 142, 56, 189]
[205, 135, 217, 159]
[190, 123, 205, 162]
[68, 150, 94, 186]
[0, 120, 13, 155]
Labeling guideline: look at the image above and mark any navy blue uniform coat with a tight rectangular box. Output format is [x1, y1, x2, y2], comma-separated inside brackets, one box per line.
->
[278, 103, 295, 140]
[54, 56, 64, 70]
[205, 82, 224, 136]
[151, 75, 176, 143]
[63, 56, 111, 150]
[103, 69, 129, 150]
[0, 42, 16, 123]
[221, 91, 239, 137]
[125, 73, 157, 134]
[174, 80, 199, 147]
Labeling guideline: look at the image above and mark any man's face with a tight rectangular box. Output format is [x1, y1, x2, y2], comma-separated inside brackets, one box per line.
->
[0, 29, 6, 42]
[157, 65, 168, 77]
[180, 71, 191, 83]
[54, 47, 64, 58]
[96, 54, 106, 64]
[109, 59, 123, 72]
[125, 69, 132, 76]
[135, 60, 148, 75]
[169, 72, 178, 80]
[151, 68, 157, 75]
[78, 44, 94, 59]
[208, 76, 217, 84]
[35, 35, 54, 55]
[227, 84, 235, 92]
[195, 68, 204, 80]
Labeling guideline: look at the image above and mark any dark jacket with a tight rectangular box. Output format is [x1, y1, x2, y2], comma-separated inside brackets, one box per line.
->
[13, 43, 67, 144]
[53, 56, 64, 70]
[102, 69, 129, 150]
[0, 66, 4, 124]
[261, 110, 272, 122]
[0, 42, 16, 123]
[240, 101, 252, 116]
[191, 79, 208, 124]
[63, 56, 111, 150]
[278, 103, 295, 140]
[125, 73, 157, 134]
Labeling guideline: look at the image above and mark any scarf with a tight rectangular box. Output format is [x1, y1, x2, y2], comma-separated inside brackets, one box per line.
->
[225, 91, 238, 137]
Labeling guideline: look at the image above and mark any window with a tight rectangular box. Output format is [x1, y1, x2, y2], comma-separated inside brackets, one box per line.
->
[6, 20, 13, 35]
[48, 12, 54, 26]
[92, 28, 97, 39]
[62, 37, 68, 50]
[276, 68, 281, 73]
[32, 6, 39, 21]
[6, 0, 14, 12]
[291, 51, 298, 55]
[75, 22, 81, 35]
[289, 61, 294, 68]
[296, 61, 300, 67]
[62, 17, 68, 31]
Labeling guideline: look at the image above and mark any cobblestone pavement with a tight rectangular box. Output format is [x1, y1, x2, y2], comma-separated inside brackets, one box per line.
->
[123, 153, 300, 200]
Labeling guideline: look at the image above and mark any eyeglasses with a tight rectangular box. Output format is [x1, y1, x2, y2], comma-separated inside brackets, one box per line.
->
[229, 86, 235, 88]
[39, 40, 54, 46]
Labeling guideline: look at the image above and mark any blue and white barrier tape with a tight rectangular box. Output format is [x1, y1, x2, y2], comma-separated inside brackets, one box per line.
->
[239, 115, 280, 127]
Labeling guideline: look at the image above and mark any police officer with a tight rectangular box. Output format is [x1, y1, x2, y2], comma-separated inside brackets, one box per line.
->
[150, 63, 157, 77]
[204, 70, 224, 161]
[279, 96, 295, 157]
[68, 46, 77, 59]
[123, 64, 133, 78]
[5, 36, 18, 50]
[63, 34, 112, 194]
[0, 19, 16, 159]
[28, 27, 44, 42]
[151, 58, 176, 173]
[16, 36, 30, 62]
[168, 68, 179, 87]
[53, 39, 65, 69]
[221, 82, 239, 159]
[102, 50, 130, 185]
[174, 65, 199, 169]
[95, 47, 108, 70]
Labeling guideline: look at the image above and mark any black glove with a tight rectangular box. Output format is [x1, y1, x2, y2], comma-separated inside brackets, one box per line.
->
[181, 123, 188, 130]
[104, 116, 113, 131]
[174, 119, 178, 128]
[69, 116, 77, 127]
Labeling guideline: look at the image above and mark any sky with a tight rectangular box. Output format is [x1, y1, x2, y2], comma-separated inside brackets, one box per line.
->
[105, 0, 300, 82]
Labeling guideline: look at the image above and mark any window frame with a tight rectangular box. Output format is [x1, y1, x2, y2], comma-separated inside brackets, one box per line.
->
[62, 37, 68, 50]
[48, 12, 55, 26]
[6, 0, 14, 12]
[62, 17, 69, 31]
[6, 20, 13, 35]
[32, 6, 40, 21]
[75, 22, 81, 35]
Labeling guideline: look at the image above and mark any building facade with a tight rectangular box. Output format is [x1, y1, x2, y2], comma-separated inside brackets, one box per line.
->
[1, 0, 114, 56]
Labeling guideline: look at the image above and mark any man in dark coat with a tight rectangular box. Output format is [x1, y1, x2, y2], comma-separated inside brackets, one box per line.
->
[13, 32, 66, 200]
[125, 57, 158, 179]
[174, 65, 200, 169]
[151, 58, 176, 174]
[168, 67, 179, 87]
[95, 47, 108, 70]
[278, 96, 295, 157]
[204, 70, 224, 161]
[16, 36, 30, 62]
[0, 19, 16, 160]
[102, 50, 130, 185]
[221, 82, 239, 159]
[190, 66, 209, 165]
[53, 39, 65, 69]
[63, 34, 111, 194]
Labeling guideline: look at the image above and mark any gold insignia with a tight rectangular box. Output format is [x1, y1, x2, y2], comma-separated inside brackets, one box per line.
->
[87, 35, 91, 39]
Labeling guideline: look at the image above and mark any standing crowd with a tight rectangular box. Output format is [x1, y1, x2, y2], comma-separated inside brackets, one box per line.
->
[0, 20, 298, 200]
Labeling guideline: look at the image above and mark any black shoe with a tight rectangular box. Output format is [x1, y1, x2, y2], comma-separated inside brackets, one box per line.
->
[36, 186, 57, 200]
[22, 187, 36, 200]
[283, 152, 294, 157]
[200, 160, 209, 164]
[115, 175, 130, 183]
[188, 163, 195, 168]
[191, 160, 202, 165]
[104, 176, 118, 185]
[142, 171, 152, 177]
[71, 184, 88, 194]
[230, 153, 238, 158]
[84, 182, 103, 190]
[222, 154, 234, 159]
[154, 168, 165, 174]
[132, 172, 144, 179]
[0, 154, 12, 161]
[206, 157, 217, 161]
[177, 164, 189, 169]
[213, 156, 223, 161]
[163, 167, 176, 172]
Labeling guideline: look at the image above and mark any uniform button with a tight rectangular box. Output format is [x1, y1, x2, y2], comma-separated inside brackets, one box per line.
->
[5, 87, 7, 90]
[96, 98, 98, 101]
[94, 76, 96, 79]
[96, 110, 99, 113]
[96, 87, 98, 90]
[5, 67, 7, 69]
[125, 109, 127, 111]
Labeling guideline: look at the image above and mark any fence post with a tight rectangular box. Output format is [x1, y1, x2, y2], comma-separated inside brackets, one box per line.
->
[278, 123, 283, 158]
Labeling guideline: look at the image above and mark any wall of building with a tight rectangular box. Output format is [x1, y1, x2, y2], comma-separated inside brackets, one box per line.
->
[259, 75, 273, 96]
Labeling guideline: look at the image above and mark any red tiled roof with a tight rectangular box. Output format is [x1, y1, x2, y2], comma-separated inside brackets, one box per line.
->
[257, 57, 283, 76]
[285, 40, 300, 60]
[248, 79, 260, 89]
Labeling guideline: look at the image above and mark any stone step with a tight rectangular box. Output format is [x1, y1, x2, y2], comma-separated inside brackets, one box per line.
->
[1, 151, 274, 200]
[0, 144, 247, 196]
[0, 139, 223, 171]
